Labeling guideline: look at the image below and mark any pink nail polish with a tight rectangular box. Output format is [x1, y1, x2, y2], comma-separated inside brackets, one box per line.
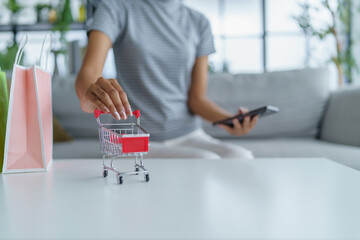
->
[114, 112, 121, 120]
[120, 111, 126, 120]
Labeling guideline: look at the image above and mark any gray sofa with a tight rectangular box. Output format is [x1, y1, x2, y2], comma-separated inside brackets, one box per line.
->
[53, 68, 360, 170]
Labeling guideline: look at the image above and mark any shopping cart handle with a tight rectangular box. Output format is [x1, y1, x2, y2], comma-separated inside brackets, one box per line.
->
[132, 110, 140, 119]
[94, 109, 141, 119]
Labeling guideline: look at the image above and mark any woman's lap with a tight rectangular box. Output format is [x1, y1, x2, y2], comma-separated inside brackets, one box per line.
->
[147, 142, 221, 159]
[147, 129, 254, 159]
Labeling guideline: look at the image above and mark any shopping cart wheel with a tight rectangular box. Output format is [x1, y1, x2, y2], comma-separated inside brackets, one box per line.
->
[135, 167, 139, 175]
[145, 173, 150, 182]
[117, 175, 123, 184]
[103, 169, 108, 178]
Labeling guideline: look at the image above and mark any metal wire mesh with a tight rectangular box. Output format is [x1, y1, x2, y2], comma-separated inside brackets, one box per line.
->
[98, 123, 148, 156]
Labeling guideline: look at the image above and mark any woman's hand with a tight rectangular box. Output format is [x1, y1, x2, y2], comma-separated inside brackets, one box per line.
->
[219, 107, 259, 136]
[80, 77, 132, 120]
[187, 56, 258, 136]
[75, 31, 132, 120]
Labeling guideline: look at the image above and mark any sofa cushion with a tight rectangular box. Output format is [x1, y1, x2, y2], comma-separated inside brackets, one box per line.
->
[53, 139, 102, 159]
[320, 87, 360, 147]
[224, 138, 360, 171]
[203, 68, 330, 138]
[53, 138, 360, 171]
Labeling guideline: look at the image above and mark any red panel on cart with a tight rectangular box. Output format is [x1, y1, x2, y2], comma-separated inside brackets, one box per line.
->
[122, 137, 149, 153]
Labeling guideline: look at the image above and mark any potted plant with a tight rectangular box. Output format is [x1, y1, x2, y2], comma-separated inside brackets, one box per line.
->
[52, 0, 73, 76]
[5, 0, 23, 24]
[294, 0, 359, 86]
[0, 43, 20, 73]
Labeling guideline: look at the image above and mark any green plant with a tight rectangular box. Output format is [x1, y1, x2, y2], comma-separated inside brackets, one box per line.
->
[5, 0, 23, 14]
[53, 0, 73, 33]
[293, 0, 358, 85]
[0, 68, 8, 172]
[52, 0, 73, 54]
[0, 43, 19, 71]
[50, 0, 74, 76]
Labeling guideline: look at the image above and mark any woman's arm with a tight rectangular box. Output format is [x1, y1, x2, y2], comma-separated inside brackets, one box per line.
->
[75, 30, 132, 120]
[188, 56, 258, 136]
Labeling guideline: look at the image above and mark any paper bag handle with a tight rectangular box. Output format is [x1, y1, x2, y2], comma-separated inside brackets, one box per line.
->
[14, 34, 28, 66]
[39, 33, 52, 71]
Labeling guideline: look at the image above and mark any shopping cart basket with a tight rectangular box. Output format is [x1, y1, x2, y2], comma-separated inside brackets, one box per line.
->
[94, 109, 150, 184]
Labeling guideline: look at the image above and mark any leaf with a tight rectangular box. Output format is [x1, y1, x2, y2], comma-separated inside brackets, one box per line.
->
[53, 0, 73, 33]
[0, 70, 8, 171]
[5, 0, 23, 14]
[0, 43, 19, 71]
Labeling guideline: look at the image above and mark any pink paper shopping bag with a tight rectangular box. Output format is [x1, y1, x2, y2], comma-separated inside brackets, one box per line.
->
[3, 35, 53, 173]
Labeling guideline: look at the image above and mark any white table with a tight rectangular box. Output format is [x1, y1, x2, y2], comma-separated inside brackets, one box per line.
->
[1, 158, 360, 239]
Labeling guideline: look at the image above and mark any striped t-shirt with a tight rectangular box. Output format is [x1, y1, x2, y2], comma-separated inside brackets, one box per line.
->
[88, 0, 216, 141]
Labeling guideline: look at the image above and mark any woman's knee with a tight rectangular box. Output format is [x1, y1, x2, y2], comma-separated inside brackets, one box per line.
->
[148, 143, 221, 159]
[217, 144, 254, 159]
[190, 150, 222, 159]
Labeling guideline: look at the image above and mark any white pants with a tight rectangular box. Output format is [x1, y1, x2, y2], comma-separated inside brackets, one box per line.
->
[146, 129, 254, 159]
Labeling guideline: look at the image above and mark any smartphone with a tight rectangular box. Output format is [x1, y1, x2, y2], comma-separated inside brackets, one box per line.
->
[213, 105, 279, 127]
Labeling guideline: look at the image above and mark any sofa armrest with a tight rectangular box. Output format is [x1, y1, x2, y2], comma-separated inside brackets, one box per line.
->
[320, 87, 360, 147]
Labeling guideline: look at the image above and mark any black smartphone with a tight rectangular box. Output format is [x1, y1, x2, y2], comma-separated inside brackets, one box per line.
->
[213, 105, 279, 127]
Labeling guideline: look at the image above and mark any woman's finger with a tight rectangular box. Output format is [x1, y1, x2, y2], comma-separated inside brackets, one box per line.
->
[219, 124, 234, 134]
[88, 93, 109, 113]
[242, 116, 251, 134]
[232, 117, 243, 131]
[239, 107, 249, 114]
[91, 84, 120, 120]
[232, 118, 245, 136]
[93, 97, 109, 113]
[98, 79, 127, 119]
[250, 115, 259, 129]
[84, 90, 107, 112]
[110, 79, 132, 117]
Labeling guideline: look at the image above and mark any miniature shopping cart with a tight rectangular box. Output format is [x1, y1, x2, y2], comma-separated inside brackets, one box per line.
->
[94, 109, 150, 184]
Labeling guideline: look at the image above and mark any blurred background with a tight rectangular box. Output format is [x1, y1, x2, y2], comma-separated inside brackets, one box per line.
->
[0, 0, 360, 87]
[1, 0, 359, 160]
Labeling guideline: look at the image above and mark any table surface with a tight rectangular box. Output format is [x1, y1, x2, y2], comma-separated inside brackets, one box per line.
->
[1, 158, 360, 239]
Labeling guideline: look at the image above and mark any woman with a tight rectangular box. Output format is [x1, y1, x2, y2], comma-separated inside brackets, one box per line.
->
[75, 0, 258, 159]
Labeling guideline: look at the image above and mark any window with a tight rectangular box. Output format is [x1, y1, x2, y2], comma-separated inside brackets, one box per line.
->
[183, 0, 329, 74]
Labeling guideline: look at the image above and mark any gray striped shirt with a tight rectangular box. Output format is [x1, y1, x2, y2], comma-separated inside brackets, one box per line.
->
[88, 0, 215, 141]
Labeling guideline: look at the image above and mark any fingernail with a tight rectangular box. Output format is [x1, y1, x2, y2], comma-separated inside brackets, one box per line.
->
[127, 107, 133, 116]
[114, 112, 121, 120]
[120, 110, 127, 120]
